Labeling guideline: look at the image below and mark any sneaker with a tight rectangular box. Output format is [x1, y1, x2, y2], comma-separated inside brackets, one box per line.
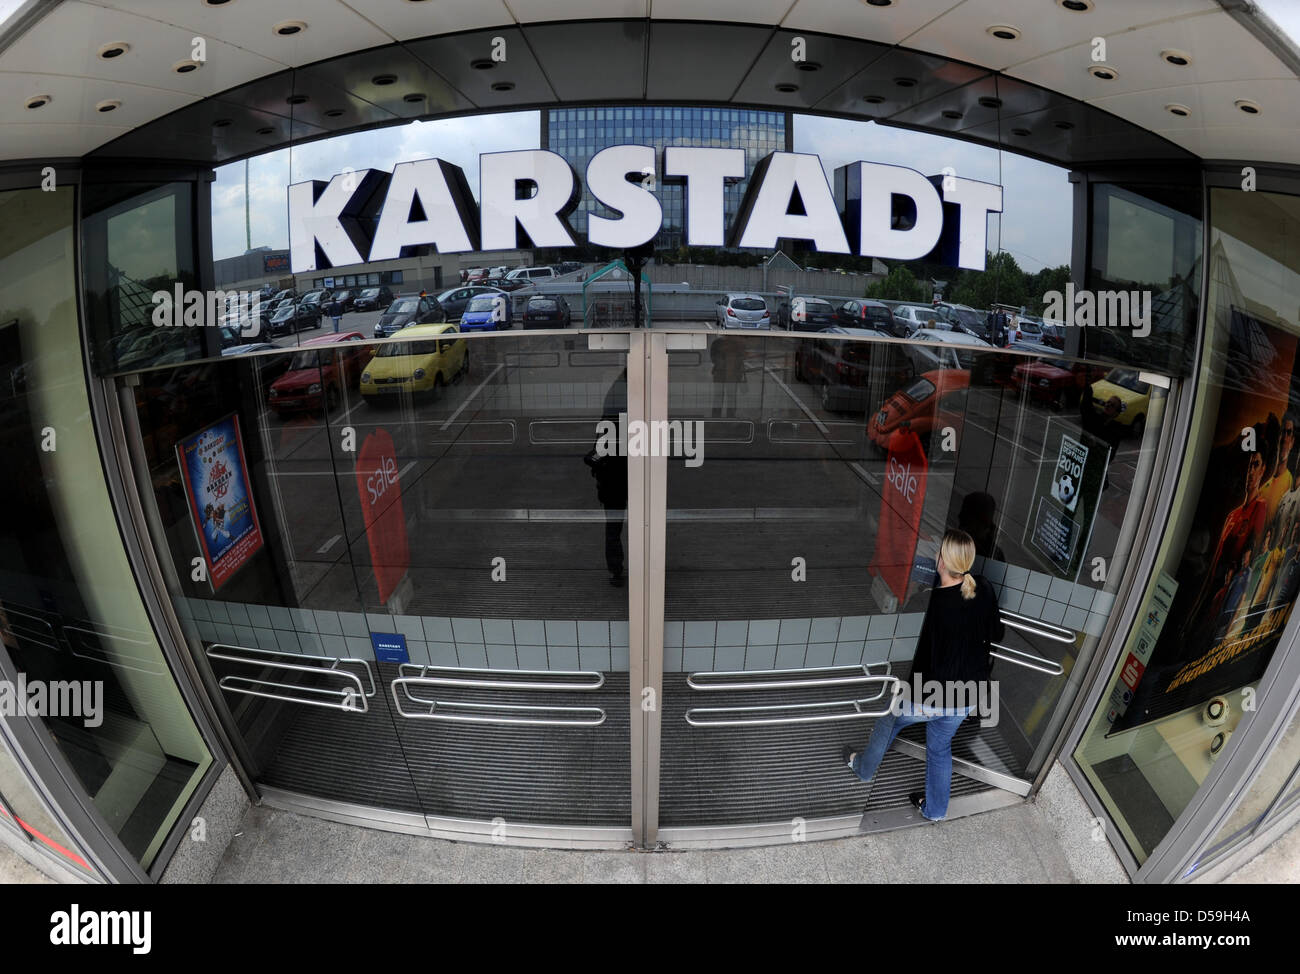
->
[841, 745, 856, 769]
[910, 792, 941, 821]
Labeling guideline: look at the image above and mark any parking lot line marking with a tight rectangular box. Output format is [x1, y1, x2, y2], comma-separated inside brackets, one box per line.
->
[441, 362, 504, 431]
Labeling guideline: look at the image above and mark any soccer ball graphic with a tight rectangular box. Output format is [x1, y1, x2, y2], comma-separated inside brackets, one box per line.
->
[1056, 473, 1077, 505]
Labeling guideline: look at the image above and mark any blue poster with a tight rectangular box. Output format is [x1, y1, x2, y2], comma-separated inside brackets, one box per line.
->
[176, 414, 264, 591]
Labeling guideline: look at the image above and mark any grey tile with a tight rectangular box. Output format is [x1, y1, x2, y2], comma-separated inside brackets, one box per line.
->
[366, 611, 393, 634]
[207, 601, 230, 624]
[578, 620, 610, 647]
[683, 646, 714, 671]
[684, 620, 716, 647]
[1024, 572, 1051, 597]
[868, 614, 897, 639]
[188, 598, 210, 621]
[809, 617, 840, 643]
[1048, 578, 1075, 603]
[515, 644, 547, 669]
[582, 852, 646, 884]
[227, 602, 252, 627]
[775, 643, 806, 668]
[663, 620, 684, 648]
[319, 634, 347, 655]
[215, 623, 237, 645]
[1092, 591, 1116, 614]
[999, 589, 1023, 613]
[345, 636, 375, 660]
[274, 629, 301, 652]
[545, 620, 577, 647]
[1062, 605, 1089, 631]
[744, 644, 776, 669]
[1085, 612, 1107, 636]
[521, 849, 586, 884]
[548, 645, 579, 669]
[428, 641, 458, 666]
[664, 642, 684, 671]
[889, 637, 917, 661]
[457, 643, 488, 667]
[706, 844, 828, 883]
[983, 560, 1007, 583]
[747, 619, 779, 645]
[778, 618, 811, 644]
[486, 643, 518, 668]
[1020, 594, 1045, 618]
[834, 640, 865, 665]
[713, 645, 745, 670]
[1069, 584, 1096, 608]
[289, 607, 316, 632]
[394, 614, 425, 641]
[422, 616, 454, 642]
[895, 613, 924, 637]
[339, 612, 369, 638]
[611, 621, 629, 648]
[314, 610, 342, 635]
[716, 620, 748, 646]
[482, 619, 515, 644]
[453, 617, 485, 643]
[196, 620, 218, 642]
[1040, 600, 1068, 626]
[580, 646, 612, 671]
[1003, 564, 1030, 590]
[461, 845, 525, 884]
[268, 605, 294, 630]
[253, 628, 278, 650]
[645, 853, 708, 884]
[864, 639, 891, 663]
[611, 645, 630, 672]
[405, 640, 430, 665]
[804, 642, 835, 667]
[513, 619, 546, 645]
[838, 616, 869, 641]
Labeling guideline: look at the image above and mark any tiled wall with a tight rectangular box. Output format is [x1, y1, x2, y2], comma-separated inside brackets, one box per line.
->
[175, 559, 1115, 673]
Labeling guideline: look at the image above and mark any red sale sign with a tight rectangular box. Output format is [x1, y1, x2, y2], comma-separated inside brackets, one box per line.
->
[869, 427, 928, 605]
[355, 430, 410, 604]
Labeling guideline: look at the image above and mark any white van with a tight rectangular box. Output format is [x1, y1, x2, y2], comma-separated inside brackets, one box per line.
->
[506, 266, 558, 282]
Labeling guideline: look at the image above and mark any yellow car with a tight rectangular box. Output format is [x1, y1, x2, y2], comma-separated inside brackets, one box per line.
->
[360, 323, 467, 403]
[1089, 368, 1161, 439]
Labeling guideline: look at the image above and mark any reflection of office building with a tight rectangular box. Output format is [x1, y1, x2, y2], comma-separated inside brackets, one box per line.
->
[541, 107, 791, 250]
[5, 5, 1300, 890]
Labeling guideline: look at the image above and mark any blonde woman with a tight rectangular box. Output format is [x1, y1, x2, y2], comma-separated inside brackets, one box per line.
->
[844, 529, 1004, 821]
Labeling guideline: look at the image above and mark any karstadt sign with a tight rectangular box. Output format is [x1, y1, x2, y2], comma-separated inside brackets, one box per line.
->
[288, 147, 1002, 273]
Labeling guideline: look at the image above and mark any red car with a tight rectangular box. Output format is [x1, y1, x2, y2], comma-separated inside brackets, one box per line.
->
[267, 332, 370, 414]
[868, 369, 970, 454]
[1010, 356, 1109, 409]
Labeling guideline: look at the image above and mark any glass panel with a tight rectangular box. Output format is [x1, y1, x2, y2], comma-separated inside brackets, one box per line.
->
[1075, 187, 1300, 865]
[659, 332, 1170, 826]
[0, 187, 212, 869]
[0, 734, 95, 874]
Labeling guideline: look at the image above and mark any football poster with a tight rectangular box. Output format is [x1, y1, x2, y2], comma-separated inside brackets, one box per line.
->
[176, 415, 264, 591]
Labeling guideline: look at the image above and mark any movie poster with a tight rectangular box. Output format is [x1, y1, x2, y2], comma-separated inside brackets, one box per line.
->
[1111, 308, 1300, 733]
[176, 415, 264, 592]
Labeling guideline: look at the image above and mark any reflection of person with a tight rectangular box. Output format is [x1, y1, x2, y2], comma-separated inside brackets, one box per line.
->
[956, 491, 1005, 562]
[710, 335, 745, 418]
[1261, 411, 1296, 525]
[585, 370, 628, 587]
[843, 530, 1003, 822]
[326, 297, 342, 333]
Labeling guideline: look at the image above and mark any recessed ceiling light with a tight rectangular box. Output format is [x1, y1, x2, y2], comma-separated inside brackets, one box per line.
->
[490, 82, 514, 93]
[1011, 127, 1031, 137]
[372, 74, 397, 86]
[893, 77, 917, 88]
[1236, 99, 1261, 114]
[211, 117, 232, 127]
[324, 108, 345, 118]
[862, 0, 894, 6]
[775, 82, 799, 93]
[273, 21, 306, 37]
[1164, 104, 1191, 117]
[1161, 50, 1192, 67]
[863, 94, 885, 104]
[1057, 0, 1093, 10]
[470, 58, 495, 70]
[1088, 64, 1118, 80]
[173, 59, 202, 74]
[255, 126, 274, 135]
[1054, 120, 1075, 130]
[987, 26, 1021, 41]
[96, 100, 121, 113]
[978, 96, 1003, 109]
[285, 94, 309, 105]
[25, 94, 51, 110]
[403, 92, 426, 103]
[97, 42, 129, 59]
[941, 110, 963, 120]
[796, 61, 822, 73]
[204, 0, 235, 6]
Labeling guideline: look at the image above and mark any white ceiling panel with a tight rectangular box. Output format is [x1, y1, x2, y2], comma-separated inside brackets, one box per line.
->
[903, 0, 1219, 73]
[0, 70, 194, 140]
[0, 1, 284, 96]
[782, 0, 958, 46]
[0, 121, 132, 158]
[651, 0, 790, 23]
[85, 0, 392, 67]
[346, 0, 513, 41]
[508, 0, 648, 23]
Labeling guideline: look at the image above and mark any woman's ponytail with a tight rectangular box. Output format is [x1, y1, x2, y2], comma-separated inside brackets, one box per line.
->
[940, 529, 978, 600]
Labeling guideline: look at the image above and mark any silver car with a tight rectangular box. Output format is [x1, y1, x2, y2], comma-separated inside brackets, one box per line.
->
[715, 293, 770, 329]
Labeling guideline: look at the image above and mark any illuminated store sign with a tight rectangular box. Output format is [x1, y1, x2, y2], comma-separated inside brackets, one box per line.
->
[288, 147, 1002, 273]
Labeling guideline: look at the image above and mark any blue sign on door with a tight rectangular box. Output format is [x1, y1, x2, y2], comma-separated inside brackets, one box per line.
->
[370, 631, 409, 664]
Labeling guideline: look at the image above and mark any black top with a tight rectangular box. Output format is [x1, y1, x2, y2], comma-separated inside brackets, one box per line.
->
[909, 576, 1004, 687]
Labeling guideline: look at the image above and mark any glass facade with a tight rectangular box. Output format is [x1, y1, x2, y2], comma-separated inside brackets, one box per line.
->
[545, 106, 787, 249]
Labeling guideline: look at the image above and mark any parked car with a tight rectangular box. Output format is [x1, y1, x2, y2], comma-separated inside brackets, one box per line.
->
[268, 288, 297, 307]
[374, 293, 444, 338]
[868, 368, 971, 455]
[932, 302, 986, 338]
[505, 266, 558, 283]
[905, 328, 993, 375]
[521, 294, 572, 328]
[1039, 318, 1066, 348]
[459, 293, 514, 331]
[464, 267, 490, 283]
[481, 277, 528, 292]
[793, 326, 912, 412]
[834, 299, 905, 337]
[352, 286, 394, 313]
[777, 296, 837, 331]
[221, 342, 278, 356]
[1089, 368, 1159, 439]
[330, 289, 355, 313]
[489, 265, 509, 278]
[715, 293, 770, 330]
[299, 289, 330, 311]
[268, 300, 322, 337]
[435, 285, 505, 320]
[360, 323, 468, 403]
[267, 332, 369, 414]
[890, 303, 947, 335]
[1008, 349, 1110, 410]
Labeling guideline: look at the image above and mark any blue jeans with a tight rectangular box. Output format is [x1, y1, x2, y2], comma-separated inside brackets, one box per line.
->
[850, 704, 972, 820]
